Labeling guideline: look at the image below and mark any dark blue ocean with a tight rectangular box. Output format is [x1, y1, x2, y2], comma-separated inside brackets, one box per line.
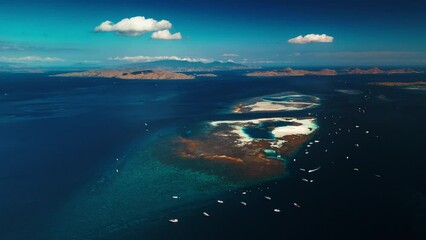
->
[0, 72, 425, 240]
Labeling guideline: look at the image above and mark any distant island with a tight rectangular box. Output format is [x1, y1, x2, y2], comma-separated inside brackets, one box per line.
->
[50, 60, 262, 79]
[343, 67, 420, 74]
[195, 73, 218, 77]
[247, 67, 421, 77]
[247, 67, 337, 77]
[53, 70, 195, 80]
[369, 81, 426, 87]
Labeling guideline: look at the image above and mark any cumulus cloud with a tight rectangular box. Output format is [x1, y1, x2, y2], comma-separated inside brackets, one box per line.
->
[0, 56, 64, 62]
[223, 53, 239, 57]
[151, 30, 182, 40]
[288, 34, 334, 44]
[108, 56, 212, 63]
[94, 16, 174, 37]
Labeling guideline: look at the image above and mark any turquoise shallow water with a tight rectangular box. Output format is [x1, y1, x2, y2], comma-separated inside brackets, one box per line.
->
[47, 128, 239, 239]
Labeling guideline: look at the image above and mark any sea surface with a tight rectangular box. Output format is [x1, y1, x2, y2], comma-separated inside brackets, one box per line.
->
[0, 71, 425, 240]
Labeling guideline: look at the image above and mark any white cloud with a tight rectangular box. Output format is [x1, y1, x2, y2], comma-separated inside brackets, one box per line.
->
[0, 56, 64, 62]
[151, 30, 182, 40]
[109, 56, 212, 63]
[288, 34, 334, 44]
[223, 53, 239, 57]
[94, 16, 173, 37]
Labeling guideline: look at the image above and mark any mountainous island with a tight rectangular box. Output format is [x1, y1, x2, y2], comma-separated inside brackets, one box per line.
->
[54, 70, 195, 80]
[52, 60, 258, 79]
[343, 67, 420, 74]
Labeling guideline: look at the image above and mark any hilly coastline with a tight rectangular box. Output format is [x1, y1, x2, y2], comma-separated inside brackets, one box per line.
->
[54, 70, 195, 80]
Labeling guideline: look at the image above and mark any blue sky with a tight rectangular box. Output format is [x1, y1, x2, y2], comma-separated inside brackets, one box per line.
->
[0, 0, 425, 67]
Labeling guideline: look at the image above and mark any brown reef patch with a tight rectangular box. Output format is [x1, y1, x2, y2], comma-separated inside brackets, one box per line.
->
[157, 118, 317, 182]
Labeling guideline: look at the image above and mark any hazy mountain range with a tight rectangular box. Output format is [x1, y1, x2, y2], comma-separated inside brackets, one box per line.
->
[116, 60, 258, 72]
[0, 60, 259, 73]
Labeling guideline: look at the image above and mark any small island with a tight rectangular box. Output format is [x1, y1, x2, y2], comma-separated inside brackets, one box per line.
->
[157, 92, 321, 182]
[195, 73, 218, 77]
[53, 70, 195, 80]
[168, 117, 318, 181]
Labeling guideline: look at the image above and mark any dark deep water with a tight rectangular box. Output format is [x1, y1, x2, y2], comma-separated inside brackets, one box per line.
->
[0, 72, 425, 240]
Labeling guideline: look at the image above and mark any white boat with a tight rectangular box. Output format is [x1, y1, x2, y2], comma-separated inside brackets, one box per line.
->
[203, 212, 210, 217]
[273, 208, 281, 212]
[240, 201, 247, 206]
[308, 166, 321, 173]
[217, 200, 224, 204]
[293, 203, 301, 208]
[264, 196, 271, 200]
[169, 219, 178, 223]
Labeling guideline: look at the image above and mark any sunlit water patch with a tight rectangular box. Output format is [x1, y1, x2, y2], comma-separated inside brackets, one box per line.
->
[47, 129, 237, 240]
